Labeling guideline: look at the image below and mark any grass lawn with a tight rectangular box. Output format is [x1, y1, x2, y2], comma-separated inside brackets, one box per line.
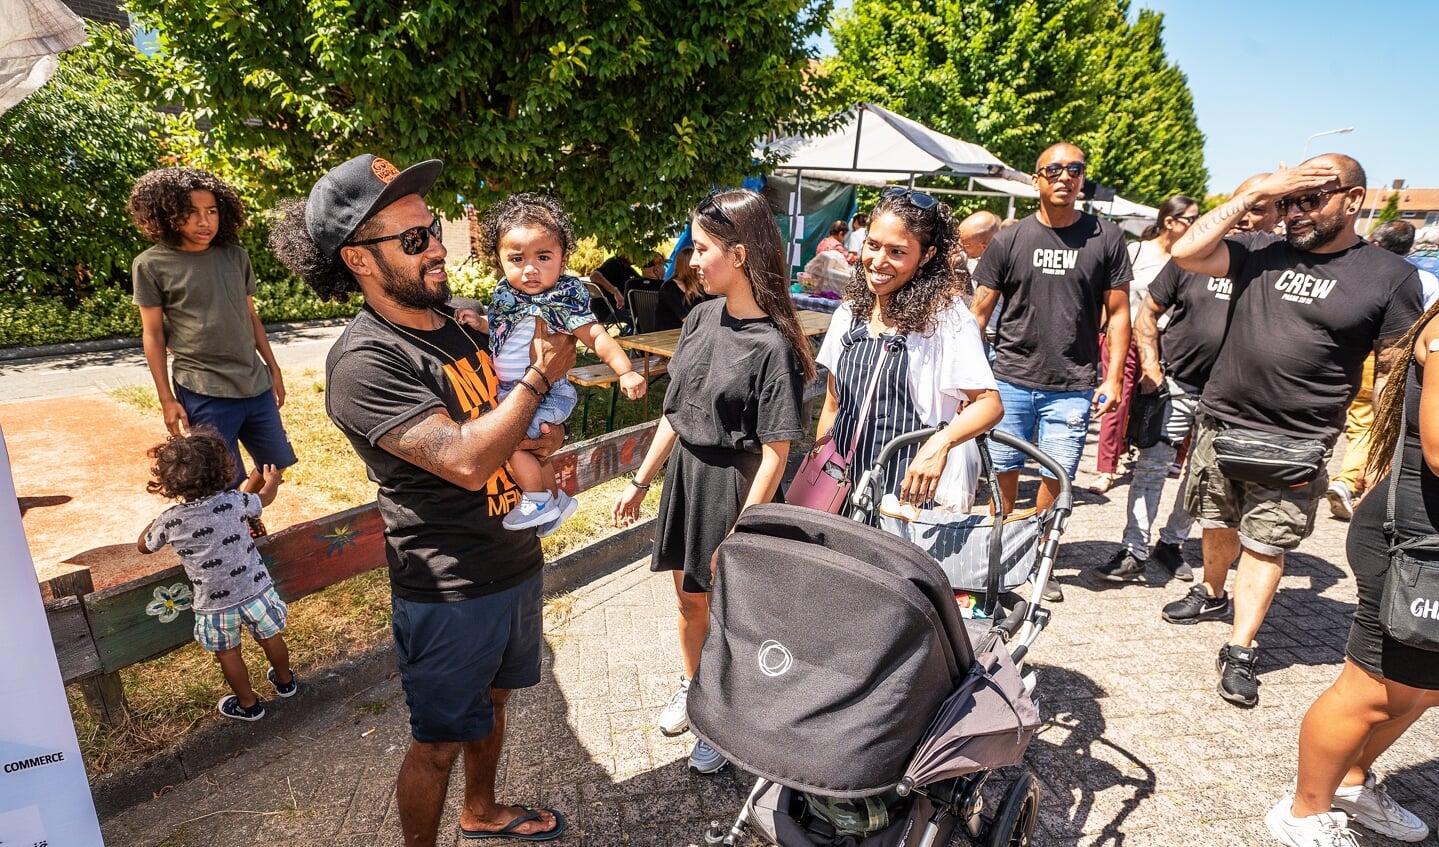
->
[78, 363, 667, 777]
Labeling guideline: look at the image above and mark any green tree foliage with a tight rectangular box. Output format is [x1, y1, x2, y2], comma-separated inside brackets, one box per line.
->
[1376, 192, 1401, 225]
[125, 0, 834, 257]
[824, 0, 1208, 205]
[0, 24, 164, 299]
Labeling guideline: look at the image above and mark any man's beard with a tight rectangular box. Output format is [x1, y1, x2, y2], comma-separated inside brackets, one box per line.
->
[1287, 211, 1346, 251]
[375, 251, 450, 309]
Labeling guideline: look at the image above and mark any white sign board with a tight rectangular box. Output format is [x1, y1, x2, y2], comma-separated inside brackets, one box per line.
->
[0, 426, 104, 846]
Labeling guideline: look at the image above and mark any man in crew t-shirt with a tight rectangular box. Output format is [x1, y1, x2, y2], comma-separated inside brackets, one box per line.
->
[1091, 175, 1279, 587]
[269, 154, 576, 845]
[972, 142, 1133, 522]
[1166, 154, 1423, 708]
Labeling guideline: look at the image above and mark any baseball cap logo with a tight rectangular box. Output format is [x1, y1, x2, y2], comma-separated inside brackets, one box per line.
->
[371, 158, 400, 184]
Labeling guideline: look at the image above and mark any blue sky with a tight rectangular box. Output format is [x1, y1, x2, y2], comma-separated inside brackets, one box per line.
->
[813, 1, 1439, 194]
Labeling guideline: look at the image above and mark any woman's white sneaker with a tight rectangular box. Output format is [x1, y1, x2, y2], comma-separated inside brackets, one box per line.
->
[657, 676, 689, 736]
[1265, 797, 1358, 847]
[1332, 772, 1429, 842]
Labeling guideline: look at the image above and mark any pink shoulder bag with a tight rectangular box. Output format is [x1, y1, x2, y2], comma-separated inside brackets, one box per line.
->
[786, 343, 891, 514]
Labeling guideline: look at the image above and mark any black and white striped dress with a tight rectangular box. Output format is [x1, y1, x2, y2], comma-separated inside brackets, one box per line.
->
[828, 318, 924, 502]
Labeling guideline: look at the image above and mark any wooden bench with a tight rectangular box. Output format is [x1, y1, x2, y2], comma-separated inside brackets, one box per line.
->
[567, 355, 669, 436]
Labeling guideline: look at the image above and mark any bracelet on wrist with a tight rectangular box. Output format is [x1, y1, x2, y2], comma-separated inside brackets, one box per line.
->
[525, 364, 552, 392]
[631, 478, 651, 491]
[515, 379, 543, 399]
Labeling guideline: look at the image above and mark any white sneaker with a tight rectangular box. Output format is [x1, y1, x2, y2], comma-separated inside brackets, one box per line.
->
[535, 490, 578, 538]
[1325, 482, 1354, 521]
[1332, 771, 1429, 842]
[503, 492, 561, 530]
[657, 676, 689, 736]
[1265, 796, 1359, 847]
[689, 739, 728, 774]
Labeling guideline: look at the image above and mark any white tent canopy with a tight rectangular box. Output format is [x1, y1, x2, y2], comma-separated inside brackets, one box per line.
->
[0, 0, 85, 115]
[759, 103, 1032, 187]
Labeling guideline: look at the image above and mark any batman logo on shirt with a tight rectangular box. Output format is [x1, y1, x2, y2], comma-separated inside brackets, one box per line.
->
[192, 527, 214, 538]
[209, 590, 231, 600]
[199, 558, 223, 570]
[164, 518, 182, 529]
[221, 534, 242, 545]
[253, 572, 267, 583]
[229, 566, 247, 577]
[177, 548, 195, 556]
[212, 502, 234, 513]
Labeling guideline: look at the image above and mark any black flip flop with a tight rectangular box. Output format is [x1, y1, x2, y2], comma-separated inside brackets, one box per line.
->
[460, 806, 567, 842]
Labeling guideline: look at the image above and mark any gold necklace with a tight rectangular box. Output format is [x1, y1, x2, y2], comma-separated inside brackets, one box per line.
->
[367, 306, 482, 365]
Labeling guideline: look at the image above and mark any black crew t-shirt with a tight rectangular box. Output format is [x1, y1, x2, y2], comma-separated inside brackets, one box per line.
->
[325, 306, 542, 603]
[1200, 232, 1424, 444]
[972, 212, 1133, 391]
[662, 299, 805, 451]
[1146, 259, 1238, 388]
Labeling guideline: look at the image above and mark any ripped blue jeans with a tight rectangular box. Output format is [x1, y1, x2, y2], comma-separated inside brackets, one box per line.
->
[989, 380, 1092, 480]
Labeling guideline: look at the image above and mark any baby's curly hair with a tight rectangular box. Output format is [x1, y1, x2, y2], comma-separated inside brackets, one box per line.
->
[477, 193, 578, 271]
[843, 191, 967, 335]
[146, 430, 235, 502]
[128, 168, 245, 248]
[269, 198, 361, 302]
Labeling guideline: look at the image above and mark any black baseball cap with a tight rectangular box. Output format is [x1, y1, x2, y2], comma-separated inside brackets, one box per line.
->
[306, 154, 443, 258]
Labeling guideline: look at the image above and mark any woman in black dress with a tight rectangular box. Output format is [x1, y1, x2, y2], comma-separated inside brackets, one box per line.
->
[611, 189, 815, 775]
[652, 246, 709, 331]
[1267, 302, 1439, 845]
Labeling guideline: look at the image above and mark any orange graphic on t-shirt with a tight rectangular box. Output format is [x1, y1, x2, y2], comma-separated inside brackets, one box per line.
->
[442, 354, 522, 516]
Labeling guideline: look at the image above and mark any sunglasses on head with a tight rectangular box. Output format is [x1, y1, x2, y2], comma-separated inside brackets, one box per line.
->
[1172, 214, 1199, 224]
[695, 192, 734, 226]
[880, 186, 939, 209]
[1037, 162, 1086, 180]
[347, 217, 442, 255]
[1274, 187, 1354, 215]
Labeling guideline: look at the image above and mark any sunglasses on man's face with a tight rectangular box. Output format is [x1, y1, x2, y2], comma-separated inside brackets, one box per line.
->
[880, 186, 939, 209]
[1274, 187, 1354, 215]
[1037, 162, 1086, 180]
[347, 217, 442, 255]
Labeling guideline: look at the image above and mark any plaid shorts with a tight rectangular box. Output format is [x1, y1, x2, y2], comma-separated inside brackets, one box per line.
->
[194, 585, 288, 652]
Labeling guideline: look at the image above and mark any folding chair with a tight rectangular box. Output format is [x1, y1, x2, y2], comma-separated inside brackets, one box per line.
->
[584, 281, 632, 336]
[628, 289, 661, 335]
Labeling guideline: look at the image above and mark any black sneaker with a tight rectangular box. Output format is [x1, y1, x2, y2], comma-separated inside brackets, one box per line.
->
[218, 694, 265, 721]
[1151, 542, 1194, 582]
[1088, 549, 1148, 586]
[268, 666, 297, 698]
[1161, 584, 1229, 624]
[1216, 644, 1260, 706]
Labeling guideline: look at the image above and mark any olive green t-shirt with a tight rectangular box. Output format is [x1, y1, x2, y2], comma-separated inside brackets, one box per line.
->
[132, 244, 271, 398]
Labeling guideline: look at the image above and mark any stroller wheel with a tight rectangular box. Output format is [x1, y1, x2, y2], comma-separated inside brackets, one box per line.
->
[984, 769, 1040, 847]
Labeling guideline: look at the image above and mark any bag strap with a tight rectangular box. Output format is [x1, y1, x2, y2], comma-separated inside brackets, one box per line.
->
[841, 337, 894, 463]
[1384, 361, 1439, 552]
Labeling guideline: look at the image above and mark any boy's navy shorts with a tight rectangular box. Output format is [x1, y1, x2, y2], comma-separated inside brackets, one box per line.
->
[390, 572, 543, 743]
[174, 382, 298, 487]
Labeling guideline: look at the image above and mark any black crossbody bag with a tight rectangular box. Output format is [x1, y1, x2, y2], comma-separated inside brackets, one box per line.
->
[1210, 421, 1327, 488]
[1380, 388, 1439, 651]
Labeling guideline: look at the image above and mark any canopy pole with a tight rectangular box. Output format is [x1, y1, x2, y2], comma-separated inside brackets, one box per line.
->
[852, 105, 865, 170]
[790, 169, 805, 275]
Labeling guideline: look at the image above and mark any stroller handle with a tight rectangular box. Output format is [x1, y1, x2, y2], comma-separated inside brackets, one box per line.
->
[852, 427, 1074, 519]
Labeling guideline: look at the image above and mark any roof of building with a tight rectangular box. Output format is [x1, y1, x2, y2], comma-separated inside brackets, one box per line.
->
[1360, 187, 1439, 212]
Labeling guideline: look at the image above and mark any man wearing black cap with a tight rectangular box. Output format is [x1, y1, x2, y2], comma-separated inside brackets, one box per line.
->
[270, 155, 574, 845]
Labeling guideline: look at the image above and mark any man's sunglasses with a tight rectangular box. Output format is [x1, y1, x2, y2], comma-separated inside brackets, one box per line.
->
[347, 218, 442, 255]
[881, 186, 939, 209]
[1037, 162, 1086, 180]
[1274, 187, 1355, 215]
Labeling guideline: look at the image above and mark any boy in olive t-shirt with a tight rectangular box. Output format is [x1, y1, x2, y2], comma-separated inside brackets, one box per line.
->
[128, 168, 297, 494]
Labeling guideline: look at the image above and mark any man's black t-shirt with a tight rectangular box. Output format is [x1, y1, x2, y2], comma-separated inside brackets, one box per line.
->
[973, 212, 1133, 391]
[1200, 232, 1424, 444]
[325, 306, 542, 603]
[1146, 259, 1237, 388]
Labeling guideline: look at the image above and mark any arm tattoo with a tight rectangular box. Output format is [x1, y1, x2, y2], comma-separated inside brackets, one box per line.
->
[1135, 300, 1162, 372]
[1189, 196, 1252, 240]
[1374, 335, 1406, 379]
[378, 409, 461, 478]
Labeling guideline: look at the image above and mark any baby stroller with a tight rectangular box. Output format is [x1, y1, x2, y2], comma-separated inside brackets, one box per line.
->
[691, 430, 1073, 847]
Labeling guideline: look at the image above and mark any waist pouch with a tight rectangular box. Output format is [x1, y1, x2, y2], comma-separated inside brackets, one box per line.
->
[1211, 423, 1326, 488]
[1381, 538, 1439, 652]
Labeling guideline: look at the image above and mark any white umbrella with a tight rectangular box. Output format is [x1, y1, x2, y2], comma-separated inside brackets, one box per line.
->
[0, 0, 86, 115]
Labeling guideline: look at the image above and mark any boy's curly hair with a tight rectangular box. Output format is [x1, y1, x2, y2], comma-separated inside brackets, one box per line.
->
[477, 193, 578, 271]
[146, 431, 235, 502]
[128, 168, 246, 248]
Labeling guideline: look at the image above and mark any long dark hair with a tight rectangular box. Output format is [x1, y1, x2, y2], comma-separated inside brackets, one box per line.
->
[270, 198, 357, 302]
[1140, 195, 1198, 241]
[671, 246, 702, 302]
[843, 190, 966, 335]
[693, 190, 817, 383]
[1368, 301, 1439, 478]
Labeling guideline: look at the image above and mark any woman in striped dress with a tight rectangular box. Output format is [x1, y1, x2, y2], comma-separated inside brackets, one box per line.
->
[814, 188, 1002, 515]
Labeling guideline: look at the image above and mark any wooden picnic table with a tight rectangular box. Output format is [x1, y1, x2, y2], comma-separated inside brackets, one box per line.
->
[617, 309, 833, 416]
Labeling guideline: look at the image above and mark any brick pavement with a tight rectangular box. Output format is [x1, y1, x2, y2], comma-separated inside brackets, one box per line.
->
[98, 446, 1439, 846]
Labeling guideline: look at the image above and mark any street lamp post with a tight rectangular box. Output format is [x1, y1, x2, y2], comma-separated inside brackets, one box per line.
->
[1302, 126, 1355, 160]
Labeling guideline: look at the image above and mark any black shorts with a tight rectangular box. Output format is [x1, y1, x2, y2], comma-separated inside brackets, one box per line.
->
[391, 573, 544, 743]
[1344, 492, 1439, 690]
